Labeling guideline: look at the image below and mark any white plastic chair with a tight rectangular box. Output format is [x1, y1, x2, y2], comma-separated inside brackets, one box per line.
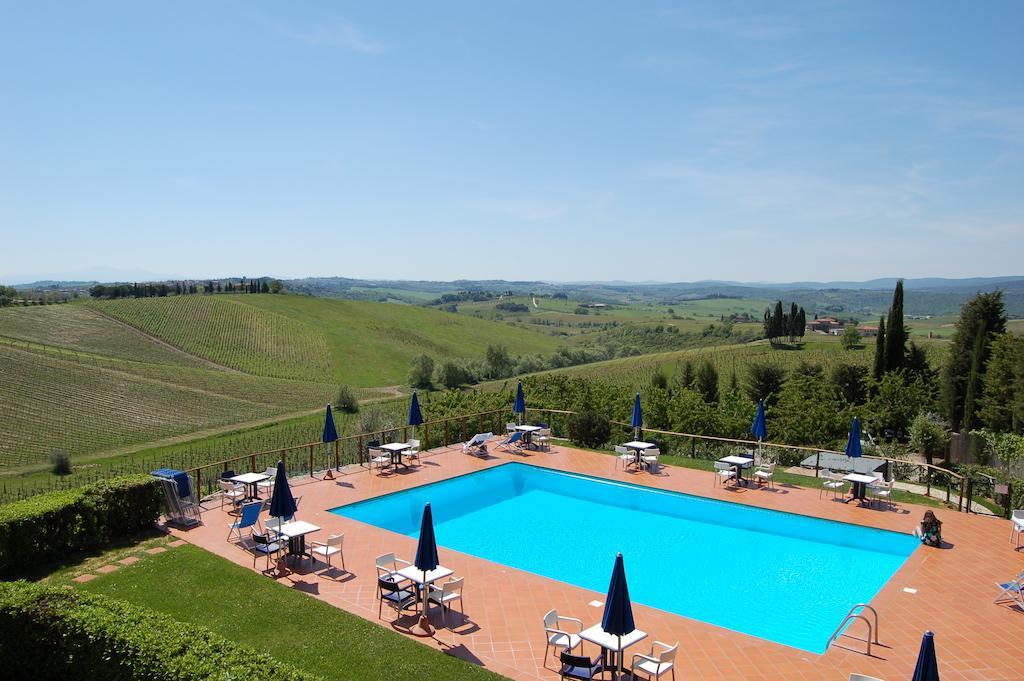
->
[369, 447, 390, 473]
[1010, 509, 1023, 548]
[533, 428, 551, 451]
[820, 470, 847, 499]
[375, 552, 412, 595]
[615, 445, 633, 470]
[311, 533, 345, 571]
[642, 447, 661, 473]
[256, 467, 276, 496]
[506, 422, 517, 434]
[872, 479, 894, 509]
[631, 640, 677, 681]
[428, 576, 465, 627]
[406, 438, 420, 460]
[542, 609, 583, 669]
[714, 461, 736, 487]
[754, 462, 775, 489]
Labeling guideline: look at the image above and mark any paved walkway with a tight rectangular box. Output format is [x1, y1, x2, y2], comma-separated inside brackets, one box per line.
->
[168, 442, 1024, 681]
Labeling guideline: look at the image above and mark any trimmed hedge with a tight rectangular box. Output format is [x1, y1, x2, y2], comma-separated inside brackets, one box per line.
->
[0, 581, 318, 680]
[0, 475, 162, 576]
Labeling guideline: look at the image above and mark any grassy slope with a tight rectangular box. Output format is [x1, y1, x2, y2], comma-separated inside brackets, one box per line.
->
[77, 545, 504, 681]
[0, 304, 207, 367]
[236, 294, 562, 385]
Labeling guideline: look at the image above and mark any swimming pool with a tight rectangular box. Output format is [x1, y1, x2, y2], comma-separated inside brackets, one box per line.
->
[331, 463, 917, 653]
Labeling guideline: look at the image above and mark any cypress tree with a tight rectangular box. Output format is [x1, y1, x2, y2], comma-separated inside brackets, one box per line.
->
[884, 280, 906, 373]
[942, 291, 1007, 431]
[772, 301, 785, 344]
[962, 332, 986, 430]
[873, 317, 886, 382]
[796, 308, 806, 340]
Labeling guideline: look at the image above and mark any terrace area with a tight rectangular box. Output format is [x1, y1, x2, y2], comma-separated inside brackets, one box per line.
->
[163, 438, 1023, 680]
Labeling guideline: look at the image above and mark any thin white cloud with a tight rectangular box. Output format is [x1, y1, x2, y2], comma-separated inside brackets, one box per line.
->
[288, 19, 385, 54]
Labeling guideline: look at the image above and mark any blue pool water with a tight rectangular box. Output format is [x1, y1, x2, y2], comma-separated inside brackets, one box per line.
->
[331, 463, 917, 653]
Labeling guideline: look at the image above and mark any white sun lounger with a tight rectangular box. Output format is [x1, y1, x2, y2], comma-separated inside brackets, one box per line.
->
[463, 432, 492, 455]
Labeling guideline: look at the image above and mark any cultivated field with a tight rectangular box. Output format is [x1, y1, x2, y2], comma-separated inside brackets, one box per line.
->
[527, 338, 921, 390]
[88, 296, 334, 381]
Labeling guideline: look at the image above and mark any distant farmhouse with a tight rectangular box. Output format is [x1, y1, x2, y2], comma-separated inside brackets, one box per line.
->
[857, 324, 879, 337]
[807, 316, 844, 335]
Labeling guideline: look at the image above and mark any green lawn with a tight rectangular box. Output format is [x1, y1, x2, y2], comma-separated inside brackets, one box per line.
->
[76, 544, 506, 681]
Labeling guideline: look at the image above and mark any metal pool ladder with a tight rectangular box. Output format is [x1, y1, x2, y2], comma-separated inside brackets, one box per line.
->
[828, 603, 880, 655]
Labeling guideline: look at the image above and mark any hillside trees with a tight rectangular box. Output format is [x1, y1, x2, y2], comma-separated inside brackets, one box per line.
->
[762, 301, 806, 346]
[943, 291, 1007, 431]
[979, 332, 1024, 433]
[744, 362, 786, 406]
[408, 354, 435, 389]
[841, 326, 862, 350]
[695, 360, 719, 404]
[0, 285, 16, 306]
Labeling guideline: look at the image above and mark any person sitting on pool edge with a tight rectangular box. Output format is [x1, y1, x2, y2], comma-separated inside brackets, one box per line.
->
[913, 510, 942, 547]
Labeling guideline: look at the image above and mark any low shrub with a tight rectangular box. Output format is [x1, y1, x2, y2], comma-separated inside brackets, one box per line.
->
[0, 581, 317, 680]
[49, 450, 72, 476]
[333, 384, 359, 414]
[568, 410, 611, 449]
[0, 475, 161, 577]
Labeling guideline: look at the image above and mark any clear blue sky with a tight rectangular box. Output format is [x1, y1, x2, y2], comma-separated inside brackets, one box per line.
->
[1, 1, 1022, 283]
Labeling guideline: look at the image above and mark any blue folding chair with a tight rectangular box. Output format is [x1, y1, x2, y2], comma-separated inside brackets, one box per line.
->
[499, 431, 524, 452]
[227, 501, 262, 542]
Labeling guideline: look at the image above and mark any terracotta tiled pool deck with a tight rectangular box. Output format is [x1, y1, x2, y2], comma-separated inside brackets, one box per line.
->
[169, 442, 1024, 680]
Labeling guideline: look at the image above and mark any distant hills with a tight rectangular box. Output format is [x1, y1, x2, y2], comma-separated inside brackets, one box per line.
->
[8, 274, 1024, 318]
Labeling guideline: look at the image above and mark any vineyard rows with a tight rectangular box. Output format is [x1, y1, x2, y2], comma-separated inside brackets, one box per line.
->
[88, 296, 333, 381]
[0, 304, 206, 367]
[0, 345, 309, 466]
[0, 399, 409, 503]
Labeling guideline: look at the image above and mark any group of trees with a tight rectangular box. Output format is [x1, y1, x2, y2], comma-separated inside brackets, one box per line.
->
[763, 301, 806, 345]
[0, 284, 17, 307]
[88, 278, 284, 300]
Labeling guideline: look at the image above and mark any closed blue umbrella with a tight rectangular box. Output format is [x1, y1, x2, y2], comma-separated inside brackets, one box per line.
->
[911, 630, 939, 681]
[414, 502, 440, 633]
[845, 417, 863, 459]
[513, 381, 526, 424]
[408, 391, 424, 428]
[751, 400, 767, 441]
[631, 393, 643, 439]
[751, 399, 767, 461]
[322, 403, 338, 443]
[268, 460, 297, 526]
[601, 553, 636, 676]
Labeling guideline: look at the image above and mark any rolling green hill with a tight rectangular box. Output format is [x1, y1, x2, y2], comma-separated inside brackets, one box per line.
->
[87, 295, 563, 386]
[0, 295, 564, 482]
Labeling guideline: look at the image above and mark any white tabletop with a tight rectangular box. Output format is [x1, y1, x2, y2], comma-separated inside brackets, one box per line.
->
[622, 441, 655, 450]
[579, 624, 648, 652]
[273, 520, 320, 538]
[844, 473, 878, 484]
[395, 564, 454, 585]
[719, 455, 754, 466]
[231, 472, 270, 484]
[380, 442, 411, 452]
[515, 424, 542, 432]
